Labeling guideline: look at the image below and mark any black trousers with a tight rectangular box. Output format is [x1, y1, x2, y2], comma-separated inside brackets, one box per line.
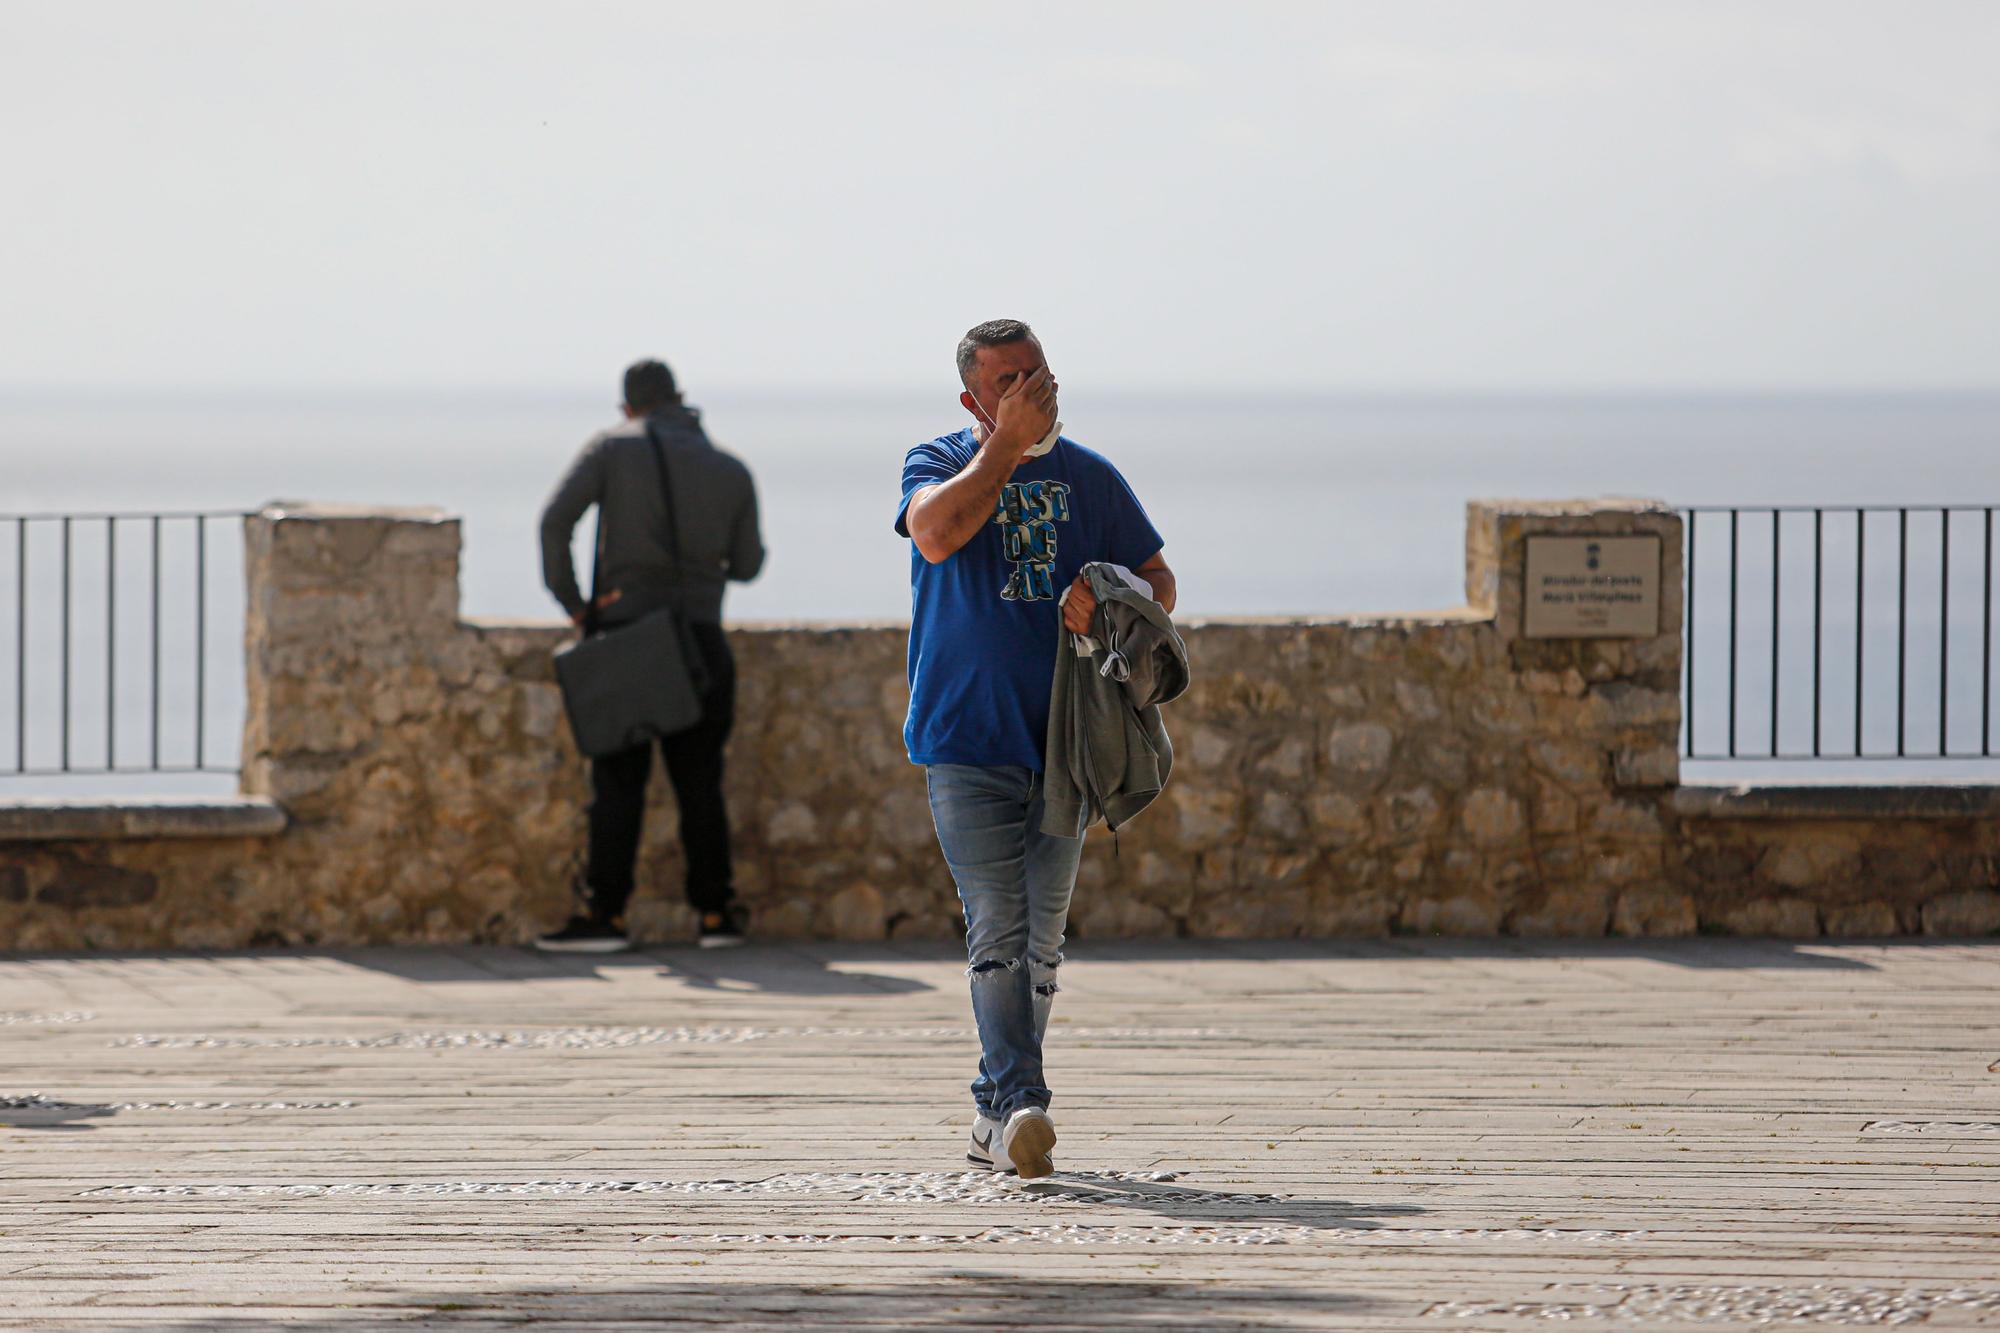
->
[584, 621, 737, 919]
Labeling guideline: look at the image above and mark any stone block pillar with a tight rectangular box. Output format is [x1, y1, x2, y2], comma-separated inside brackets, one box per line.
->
[1446, 499, 1689, 935]
[1464, 498, 1684, 790]
[242, 503, 463, 813]
[231, 501, 583, 943]
[1465, 498, 1683, 647]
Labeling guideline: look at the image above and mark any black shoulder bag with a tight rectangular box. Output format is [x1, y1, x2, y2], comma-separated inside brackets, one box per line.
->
[552, 424, 710, 757]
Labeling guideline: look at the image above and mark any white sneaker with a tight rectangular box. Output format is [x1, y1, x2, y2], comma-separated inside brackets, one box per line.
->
[966, 1112, 1007, 1171]
[1001, 1106, 1057, 1180]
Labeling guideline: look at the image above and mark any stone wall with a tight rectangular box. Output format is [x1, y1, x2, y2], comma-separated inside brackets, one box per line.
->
[2, 498, 1997, 949]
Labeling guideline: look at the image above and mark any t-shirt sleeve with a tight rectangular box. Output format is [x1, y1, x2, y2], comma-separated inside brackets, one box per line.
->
[894, 440, 963, 538]
[1103, 461, 1165, 570]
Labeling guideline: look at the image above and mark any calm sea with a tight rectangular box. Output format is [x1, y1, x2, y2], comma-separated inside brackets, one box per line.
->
[4, 389, 1996, 793]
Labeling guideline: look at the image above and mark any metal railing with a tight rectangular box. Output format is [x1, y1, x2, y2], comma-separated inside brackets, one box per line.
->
[1684, 505, 2000, 762]
[2, 510, 249, 778]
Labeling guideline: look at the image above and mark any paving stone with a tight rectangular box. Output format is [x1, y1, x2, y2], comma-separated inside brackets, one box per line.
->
[1, 939, 1997, 1327]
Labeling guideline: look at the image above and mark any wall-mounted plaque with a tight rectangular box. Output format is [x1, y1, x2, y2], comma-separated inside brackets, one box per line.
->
[1523, 535, 1661, 638]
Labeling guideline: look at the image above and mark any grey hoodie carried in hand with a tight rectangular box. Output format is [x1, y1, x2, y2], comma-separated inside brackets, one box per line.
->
[1041, 562, 1191, 838]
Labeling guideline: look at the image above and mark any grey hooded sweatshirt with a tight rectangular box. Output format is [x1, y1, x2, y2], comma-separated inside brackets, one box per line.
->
[1041, 562, 1191, 837]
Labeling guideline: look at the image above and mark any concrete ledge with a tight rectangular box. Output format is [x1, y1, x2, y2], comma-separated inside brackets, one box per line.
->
[1674, 782, 2000, 821]
[262, 500, 456, 524]
[0, 797, 288, 843]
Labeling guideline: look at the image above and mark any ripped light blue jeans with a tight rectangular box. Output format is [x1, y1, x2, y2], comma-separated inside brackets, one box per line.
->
[925, 764, 1084, 1122]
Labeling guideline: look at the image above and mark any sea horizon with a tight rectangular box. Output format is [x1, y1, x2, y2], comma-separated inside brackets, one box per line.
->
[5, 387, 1998, 793]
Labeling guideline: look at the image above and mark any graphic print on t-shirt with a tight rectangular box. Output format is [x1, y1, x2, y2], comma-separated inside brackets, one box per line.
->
[992, 479, 1072, 601]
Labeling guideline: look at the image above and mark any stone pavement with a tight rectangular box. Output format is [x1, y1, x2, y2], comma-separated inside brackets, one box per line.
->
[2, 939, 1997, 1330]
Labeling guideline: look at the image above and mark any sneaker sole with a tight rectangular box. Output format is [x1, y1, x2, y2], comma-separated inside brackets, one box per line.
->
[1006, 1117, 1057, 1180]
[698, 936, 745, 949]
[533, 938, 631, 954]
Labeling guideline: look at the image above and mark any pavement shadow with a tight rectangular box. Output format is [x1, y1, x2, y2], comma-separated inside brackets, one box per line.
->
[0, 943, 937, 998]
[1026, 1170, 1423, 1230]
[651, 946, 935, 996]
[1078, 937, 1883, 971]
[1381, 938, 1883, 971]
[306, 944, 938, 995]
[277, 1275, 1375, 1328]
[0, 1095, 118, 1131]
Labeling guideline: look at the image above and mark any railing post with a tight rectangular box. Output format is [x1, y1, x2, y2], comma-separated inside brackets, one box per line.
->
[1812, 509, 1823, 757]
[1896, 508, 1908, 757]
[1855, 513, 1865, 757]
[1986, 507, 1994, 756]
[1769, 509, 1780, 757]
[59, 515, 70, 771]
[13, 519, 23, 774]
[106, 516, 115, 770]
[1728, 508, 1738, 758]
[150, 515, 160, 770]
[1685, 512, 1696, 757]
[195, 516, 206, 771]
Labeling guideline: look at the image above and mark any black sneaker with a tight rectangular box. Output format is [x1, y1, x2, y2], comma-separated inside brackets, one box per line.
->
[534, 914, 630, 953]
[698, 906, 747, 949]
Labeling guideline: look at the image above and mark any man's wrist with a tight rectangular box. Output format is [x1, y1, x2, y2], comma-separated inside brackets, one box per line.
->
[977, 425, 1028, 461]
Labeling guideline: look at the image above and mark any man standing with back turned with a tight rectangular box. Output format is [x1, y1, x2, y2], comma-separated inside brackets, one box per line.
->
[897, 320, 1176, 1178]
[537, 358, 765, 953]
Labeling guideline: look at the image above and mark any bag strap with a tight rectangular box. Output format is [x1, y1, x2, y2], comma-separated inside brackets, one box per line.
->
[584, 421, 682, 637]
[642, 418, 688, 587]
[642, 419, 715, 690]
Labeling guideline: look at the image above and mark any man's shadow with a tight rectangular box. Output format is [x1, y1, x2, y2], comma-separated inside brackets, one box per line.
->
[1012, 1171, 1423, 1231]
[0, 1096, 118, 1132]
[649, 946, 935, 997]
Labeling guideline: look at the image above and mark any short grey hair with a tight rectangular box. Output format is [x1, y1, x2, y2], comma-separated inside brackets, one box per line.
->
[956, 319, 1037, 386]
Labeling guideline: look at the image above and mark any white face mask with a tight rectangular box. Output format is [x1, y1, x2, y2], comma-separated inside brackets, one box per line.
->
[969, 392, 1061, 458]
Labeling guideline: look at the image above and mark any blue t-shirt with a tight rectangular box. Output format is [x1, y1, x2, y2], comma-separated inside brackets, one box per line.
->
[895, 429, 1164, 770]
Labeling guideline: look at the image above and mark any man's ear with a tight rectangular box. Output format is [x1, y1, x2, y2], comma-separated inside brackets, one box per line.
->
[621, 403, 638, 420]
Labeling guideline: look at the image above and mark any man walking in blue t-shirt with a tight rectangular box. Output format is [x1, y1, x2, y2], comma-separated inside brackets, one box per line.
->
[895, 319, 1176, 1178]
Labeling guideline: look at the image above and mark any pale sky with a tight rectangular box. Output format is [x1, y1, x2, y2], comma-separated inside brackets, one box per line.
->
[2, 1, 1996, 395]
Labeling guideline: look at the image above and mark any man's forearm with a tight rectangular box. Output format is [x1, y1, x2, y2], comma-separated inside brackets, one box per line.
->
[907, 442, 1015, 563]
[1132, 554, 1177, 614]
